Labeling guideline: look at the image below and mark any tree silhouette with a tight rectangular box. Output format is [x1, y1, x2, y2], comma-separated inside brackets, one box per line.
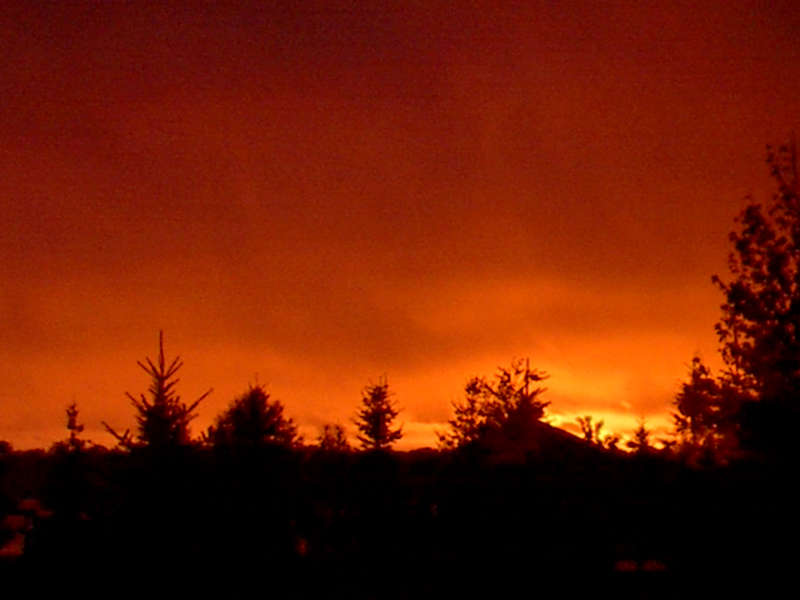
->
[317, 423, 352, 452]
[51, 402, 87, 454]
[711, 139, 800, 452]
[354, 377, 402, 451]
[673, 357, 720, 446]
[671, 357, 742, 462]
[437, 358, 549, 449]
[713, 140, 800, 400]
[576, 415, 620, 450]
[206, 384, 300, 449]
[103, 331, 211, 450]
[45, 402, 93, 519]
[626, 418, 653, 455]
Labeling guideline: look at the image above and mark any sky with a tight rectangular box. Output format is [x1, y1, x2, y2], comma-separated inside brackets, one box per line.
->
[2, 1, 800, 449]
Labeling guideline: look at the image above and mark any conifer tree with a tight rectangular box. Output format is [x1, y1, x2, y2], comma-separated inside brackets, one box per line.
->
[354, 377, 402, 451]
[104, 331, 211, 450]
[52, 402, 87, 454]
[206, 384, 300, 449]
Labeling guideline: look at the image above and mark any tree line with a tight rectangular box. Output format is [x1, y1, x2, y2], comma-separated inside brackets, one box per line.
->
[3, 141, 799, 591]
[5, 141, 800, 466]
[85, 331, 403, 455]
[35, 346, 669, 461]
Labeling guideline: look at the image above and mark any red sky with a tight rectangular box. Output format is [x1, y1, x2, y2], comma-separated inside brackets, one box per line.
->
[2, 1, 799, 449]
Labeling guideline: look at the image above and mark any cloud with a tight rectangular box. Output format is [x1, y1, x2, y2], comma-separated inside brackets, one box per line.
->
[2, 0, 799, 448]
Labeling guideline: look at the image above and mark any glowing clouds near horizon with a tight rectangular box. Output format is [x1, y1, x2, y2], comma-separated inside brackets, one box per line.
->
[2, 1, 800, 448]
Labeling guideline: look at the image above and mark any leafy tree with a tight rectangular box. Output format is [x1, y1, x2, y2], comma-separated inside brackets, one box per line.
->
[437, 358, 549, 449]
[713, 141, 800, 402]
[103, 331, 212, 450]
[711, 140, 800, 452]
[317, 423, 352, 452]
[206, 384, 300, 449]
[576, 415, 620, 450]
[354, 377, 402, 451]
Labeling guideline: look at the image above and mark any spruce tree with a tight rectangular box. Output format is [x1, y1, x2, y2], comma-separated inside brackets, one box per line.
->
[206, 384, 299, 449]
[104, 331, 211, 450]
[354, 377, 402, 451]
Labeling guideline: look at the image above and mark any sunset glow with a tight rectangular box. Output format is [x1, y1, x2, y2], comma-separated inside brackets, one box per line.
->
[2, 1, 799, 450]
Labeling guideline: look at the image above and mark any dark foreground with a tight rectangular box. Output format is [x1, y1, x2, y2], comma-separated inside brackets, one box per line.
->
[1, 442, 795, 596]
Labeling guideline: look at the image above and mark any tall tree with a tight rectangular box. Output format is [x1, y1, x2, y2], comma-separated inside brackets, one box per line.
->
[354, 377, 402, 451]
[437, 358, 549, 449]
[104, 331, 212, 450]
[206, 384, 300, 449]
[712, 140, 800, 452]
[713, 140, 800, 403]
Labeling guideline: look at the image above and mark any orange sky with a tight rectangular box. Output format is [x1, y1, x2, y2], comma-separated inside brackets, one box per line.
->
[2, 1, 800, 449]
